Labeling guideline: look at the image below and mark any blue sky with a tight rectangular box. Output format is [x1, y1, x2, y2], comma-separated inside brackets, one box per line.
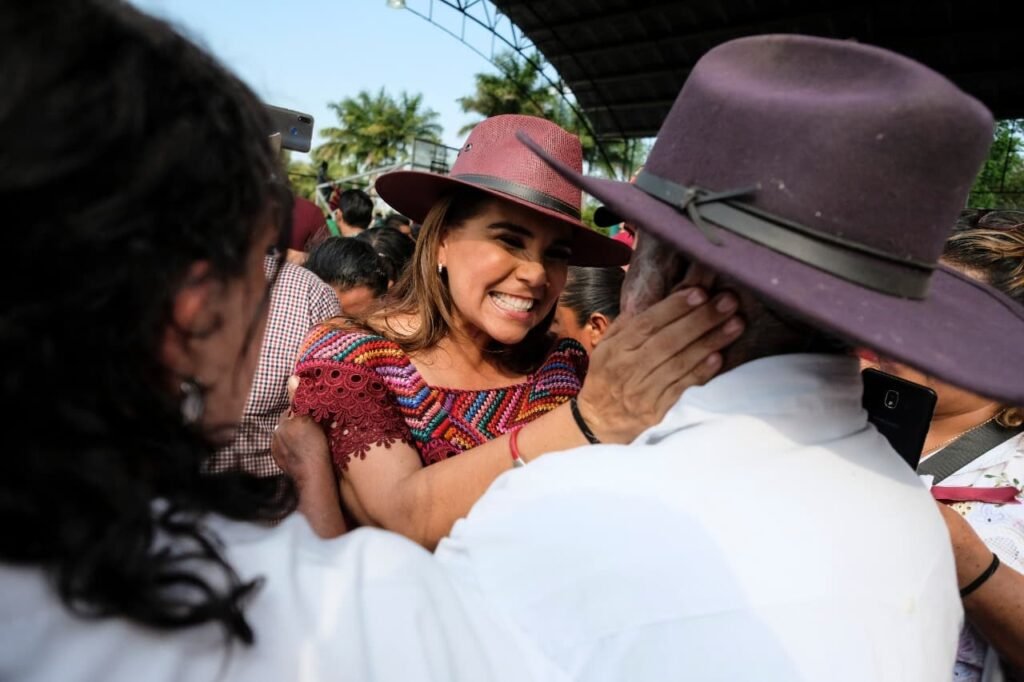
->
[131, 0, 503, 159]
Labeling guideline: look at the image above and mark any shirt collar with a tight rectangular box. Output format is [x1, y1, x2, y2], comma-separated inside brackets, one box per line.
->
[636, 353, 863, 445]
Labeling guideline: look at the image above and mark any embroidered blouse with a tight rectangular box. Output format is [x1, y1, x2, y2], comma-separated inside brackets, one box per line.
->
[291, 326, 589, 473]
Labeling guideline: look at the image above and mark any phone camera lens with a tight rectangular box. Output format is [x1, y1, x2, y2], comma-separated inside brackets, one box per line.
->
[884, 390, 899, 409]
[298, 116, 312, 124]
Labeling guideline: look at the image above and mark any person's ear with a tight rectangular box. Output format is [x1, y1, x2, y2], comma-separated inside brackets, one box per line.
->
[436, 229, 451, 270]
[681, 262, 717, 290]
[586, 312, 611, 348]
[159, 261, 216, 376]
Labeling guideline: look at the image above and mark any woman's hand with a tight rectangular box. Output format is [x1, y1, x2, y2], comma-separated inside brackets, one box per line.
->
[271, 409, 329, 480]
[574, 286, 743, 444]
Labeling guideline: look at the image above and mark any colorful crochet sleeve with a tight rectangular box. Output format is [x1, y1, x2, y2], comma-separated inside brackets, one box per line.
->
[292, 326, 414, 473]
[545, 337, 590, 386]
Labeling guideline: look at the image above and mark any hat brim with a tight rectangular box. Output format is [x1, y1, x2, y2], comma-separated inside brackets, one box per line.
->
[519, 132, 1024, 405]
[375, 170, 631, 267]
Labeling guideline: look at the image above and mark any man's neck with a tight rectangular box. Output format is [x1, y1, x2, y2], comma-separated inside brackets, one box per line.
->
[339, 220, 365, 238]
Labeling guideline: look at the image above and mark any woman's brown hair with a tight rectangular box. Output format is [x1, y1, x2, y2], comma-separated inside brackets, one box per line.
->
[328, 187, 557, 375]
[945, 217, 1024, 427]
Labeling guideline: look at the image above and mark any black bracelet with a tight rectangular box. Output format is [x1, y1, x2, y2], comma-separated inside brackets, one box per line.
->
[960, 553, 1000, 599]
[569, 397, 601, 444]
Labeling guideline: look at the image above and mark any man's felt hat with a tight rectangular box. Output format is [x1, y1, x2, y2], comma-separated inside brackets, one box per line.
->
[522, 34, 1024, 403]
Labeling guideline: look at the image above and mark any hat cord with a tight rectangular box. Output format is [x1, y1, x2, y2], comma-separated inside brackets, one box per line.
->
[632, 170, 936, 299]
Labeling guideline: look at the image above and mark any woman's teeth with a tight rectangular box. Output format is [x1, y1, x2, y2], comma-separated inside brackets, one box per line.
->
[491, 292, 535, 312]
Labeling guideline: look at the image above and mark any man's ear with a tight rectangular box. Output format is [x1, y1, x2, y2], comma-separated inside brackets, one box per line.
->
[586, 312, 611, 348]
[159, 261, 214, 376]
[681, 262, 718, 290]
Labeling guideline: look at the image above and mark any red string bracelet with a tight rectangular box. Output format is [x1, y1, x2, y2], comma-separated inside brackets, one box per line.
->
[509, 426, 527, 468]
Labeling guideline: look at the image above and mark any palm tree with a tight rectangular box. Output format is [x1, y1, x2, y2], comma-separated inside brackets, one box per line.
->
[459, 51, 646, 179]
[457, 50, 555, 135]
[316, 89, 442, 173]
[284, 154, 353, 201]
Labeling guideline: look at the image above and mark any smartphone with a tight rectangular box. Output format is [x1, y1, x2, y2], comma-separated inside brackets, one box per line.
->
[266, 105, 314, 153]
[861, 368, 937, 470]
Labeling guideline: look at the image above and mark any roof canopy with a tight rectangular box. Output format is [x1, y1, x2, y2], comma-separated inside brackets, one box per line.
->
[492, 0, 1021, 139]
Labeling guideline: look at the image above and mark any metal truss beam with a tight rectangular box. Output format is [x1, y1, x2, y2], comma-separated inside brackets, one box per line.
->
[398, 0, 625, 177]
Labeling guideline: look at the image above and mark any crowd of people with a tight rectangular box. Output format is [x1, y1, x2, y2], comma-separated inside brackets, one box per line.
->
[2, 1, 1023, 681]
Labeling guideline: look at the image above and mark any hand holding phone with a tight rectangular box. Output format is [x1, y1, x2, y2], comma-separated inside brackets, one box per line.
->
[861, 368, 937, 470]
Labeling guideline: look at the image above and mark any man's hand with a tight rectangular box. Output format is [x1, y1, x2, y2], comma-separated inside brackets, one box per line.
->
[575, 286, 743, 444]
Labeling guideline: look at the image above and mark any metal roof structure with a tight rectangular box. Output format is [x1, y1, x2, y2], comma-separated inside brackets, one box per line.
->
[489, 0, 1022, 140]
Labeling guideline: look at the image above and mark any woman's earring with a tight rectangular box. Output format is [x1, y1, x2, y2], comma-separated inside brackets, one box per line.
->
[437, 263, 446, 276]
[180, 378, 205, 425]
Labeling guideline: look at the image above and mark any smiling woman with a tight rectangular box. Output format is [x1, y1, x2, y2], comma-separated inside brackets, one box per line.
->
[275, 115, 746, 547]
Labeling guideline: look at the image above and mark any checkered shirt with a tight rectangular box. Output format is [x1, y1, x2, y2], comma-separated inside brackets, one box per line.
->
[208, 258, 340, 476]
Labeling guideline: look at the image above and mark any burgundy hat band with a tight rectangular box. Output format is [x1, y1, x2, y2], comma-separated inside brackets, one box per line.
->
[452, 173, 581, 220]
[633, 170, 936, 299]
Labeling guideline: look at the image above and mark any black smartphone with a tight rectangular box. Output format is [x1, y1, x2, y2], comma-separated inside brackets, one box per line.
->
[861, 368, 937, 470]
[266, 105, 314, 153]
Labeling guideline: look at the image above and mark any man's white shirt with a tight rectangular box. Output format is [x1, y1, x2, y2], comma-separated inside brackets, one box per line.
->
[437, 354, 963, 681]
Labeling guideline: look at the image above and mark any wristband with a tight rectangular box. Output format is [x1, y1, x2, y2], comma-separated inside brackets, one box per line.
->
[960, 553, 1000, 599]
[570, 397, 601, 445]
[509, 426, 527, 468]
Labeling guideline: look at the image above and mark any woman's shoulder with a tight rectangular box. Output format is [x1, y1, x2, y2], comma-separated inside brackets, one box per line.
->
[297, 323, 408, 368]
[536, 337, 589, 382]
[546, 337, 589, 365]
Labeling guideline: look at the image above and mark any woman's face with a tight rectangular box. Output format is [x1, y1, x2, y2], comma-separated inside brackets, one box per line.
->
[438, 198, 572, 346]
[166, 223, 278, 445]
[868, 358, 994, 419]
[334, 283, 378, 317]
[861, 257, 1000, 419]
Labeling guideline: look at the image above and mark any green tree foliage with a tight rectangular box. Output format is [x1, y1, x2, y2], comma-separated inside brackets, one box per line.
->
[457, 51, 553, 134]
[282, 151, 316, 200]
[969, 119, 1024, 209]
[316, 89, 442, 173]
[281, 151, 352, 202]
[459, 50, 647, 179]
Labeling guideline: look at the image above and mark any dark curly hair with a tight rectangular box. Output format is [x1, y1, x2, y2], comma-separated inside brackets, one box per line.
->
[946, 212, 1024, 427]
[0, 0, 295, 644]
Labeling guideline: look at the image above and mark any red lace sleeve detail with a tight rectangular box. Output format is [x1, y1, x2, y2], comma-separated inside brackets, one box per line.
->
[292, 359, 414, 472]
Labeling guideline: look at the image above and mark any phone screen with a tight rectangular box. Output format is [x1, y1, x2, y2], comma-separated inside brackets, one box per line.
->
[861, 368, 937, 470]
